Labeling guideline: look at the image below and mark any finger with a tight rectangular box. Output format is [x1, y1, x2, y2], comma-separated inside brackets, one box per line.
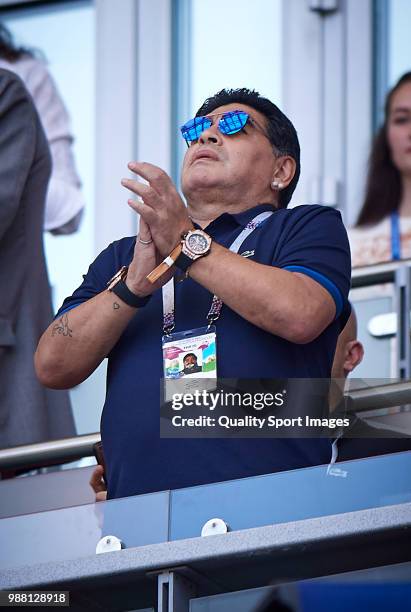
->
[128, 198, 157, 225]
[96, 491, 108, 502]
[128, 161, 172, 192]
[90, 464, 104, 481]
[89, 465, 105, 493]
[138, 216, 152, 243]
[121, 178, 158, 201]
[90, 476, 105, 493]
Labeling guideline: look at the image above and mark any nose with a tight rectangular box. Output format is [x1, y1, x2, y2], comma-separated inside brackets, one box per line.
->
[198, 120, 223, 145]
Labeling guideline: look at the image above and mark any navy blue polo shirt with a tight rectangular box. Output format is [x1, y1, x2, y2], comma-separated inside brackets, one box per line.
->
[57, 204, 351, 499]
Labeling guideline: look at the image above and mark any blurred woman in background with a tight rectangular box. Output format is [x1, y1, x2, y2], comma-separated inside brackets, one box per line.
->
[350, 72, 411, 267]
[0, 69, 75, 451]
[0, 22, 84, 234]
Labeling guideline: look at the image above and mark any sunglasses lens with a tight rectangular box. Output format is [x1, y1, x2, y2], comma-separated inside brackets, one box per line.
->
[181, 116, 212, 143]
[219, 111, 248, 135]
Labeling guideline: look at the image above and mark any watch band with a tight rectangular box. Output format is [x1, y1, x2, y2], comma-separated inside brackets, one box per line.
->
[146, 244, 182, 284]
[111, 279, 151, 308]
[174, 251, 194, 273]
[107, 266, 151, 308]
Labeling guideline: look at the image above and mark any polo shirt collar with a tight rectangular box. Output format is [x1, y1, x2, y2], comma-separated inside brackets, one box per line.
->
[231, 203, 277, 226]
[197, 203, 277, 233]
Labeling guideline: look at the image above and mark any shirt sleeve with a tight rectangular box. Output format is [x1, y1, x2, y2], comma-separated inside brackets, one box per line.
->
[55, 243, 118, 318]
[274, 205, 351, 320]
[23, 58, 85, 233]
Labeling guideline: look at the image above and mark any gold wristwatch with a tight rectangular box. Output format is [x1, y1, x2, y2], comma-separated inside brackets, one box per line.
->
[146, 229, 212, 283]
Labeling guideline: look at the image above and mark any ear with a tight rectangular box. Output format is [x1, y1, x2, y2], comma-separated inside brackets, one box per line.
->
[343, 340, 364, 374]
[272, 155, 296, 189]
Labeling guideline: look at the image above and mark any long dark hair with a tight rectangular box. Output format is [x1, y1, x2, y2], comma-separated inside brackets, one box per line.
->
[356, 72, 411, 226]
[0, 22, 35, 62]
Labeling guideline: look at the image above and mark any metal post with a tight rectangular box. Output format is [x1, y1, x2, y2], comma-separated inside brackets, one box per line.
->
[157, 570, 197, 612]
[395, 265, 411, 378]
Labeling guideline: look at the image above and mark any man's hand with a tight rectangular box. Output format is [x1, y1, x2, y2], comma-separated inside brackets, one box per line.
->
[35, 169, 179, 391]
[125, 216, 174, 295]
[89, 464, 107, 502]
[121, 161, 193, 257]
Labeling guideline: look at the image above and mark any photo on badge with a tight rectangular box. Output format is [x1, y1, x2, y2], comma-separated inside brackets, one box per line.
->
[162, 326, 217, 403]
[162, 326, 217, 380]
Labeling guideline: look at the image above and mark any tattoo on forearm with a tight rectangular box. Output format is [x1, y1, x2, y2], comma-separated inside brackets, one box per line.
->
[113, 302, 120, 310]
[51, 314, 73, 337]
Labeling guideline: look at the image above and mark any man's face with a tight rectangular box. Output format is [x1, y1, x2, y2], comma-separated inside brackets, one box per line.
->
[184, 355, 197, 368]
[181, 103, 277, 200]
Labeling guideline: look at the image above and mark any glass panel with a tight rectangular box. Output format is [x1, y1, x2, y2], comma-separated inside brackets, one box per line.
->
[191, 581, 411, 612]
[191, 586, 273, 612]
[170, 451, 411, 541]
[173, 0, 282, 187]
[0, 491, 169, 572]
[1, 453, 410, 572]
[388, 0, 411, 84]
[373, 0, 411, 126]
[350, 285, 395, 378]
[190, 0, 282, 113]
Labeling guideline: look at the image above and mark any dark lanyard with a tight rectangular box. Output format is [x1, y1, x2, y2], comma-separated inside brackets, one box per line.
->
[391, 212, 401, 261]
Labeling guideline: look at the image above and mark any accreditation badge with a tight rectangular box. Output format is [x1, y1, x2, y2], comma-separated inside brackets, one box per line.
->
[162, 326, 217, 402]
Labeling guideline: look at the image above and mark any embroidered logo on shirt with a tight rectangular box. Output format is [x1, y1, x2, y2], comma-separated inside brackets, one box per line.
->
[240, 250, 255, 258]
[246, 220, 264, 230]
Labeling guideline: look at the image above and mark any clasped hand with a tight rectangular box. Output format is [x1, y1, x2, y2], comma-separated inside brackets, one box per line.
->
[121, 161, 192, 257]
[121, 162, 193, 297]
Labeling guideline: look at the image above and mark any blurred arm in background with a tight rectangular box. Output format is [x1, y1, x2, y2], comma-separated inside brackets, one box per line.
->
[0, 23, 85, 235]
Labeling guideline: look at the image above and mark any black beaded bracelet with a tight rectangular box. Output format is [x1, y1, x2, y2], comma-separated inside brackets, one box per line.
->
[111, 280, 151, 308]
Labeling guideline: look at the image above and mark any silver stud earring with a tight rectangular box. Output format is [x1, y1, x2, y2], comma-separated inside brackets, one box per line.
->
[271, 180, 279, 190]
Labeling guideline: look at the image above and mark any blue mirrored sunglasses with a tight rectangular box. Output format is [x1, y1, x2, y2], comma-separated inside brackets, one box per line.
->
[180, 110, 250, 145]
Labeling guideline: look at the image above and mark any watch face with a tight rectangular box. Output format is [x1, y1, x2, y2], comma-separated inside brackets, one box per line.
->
[187, 232, 209, 254]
